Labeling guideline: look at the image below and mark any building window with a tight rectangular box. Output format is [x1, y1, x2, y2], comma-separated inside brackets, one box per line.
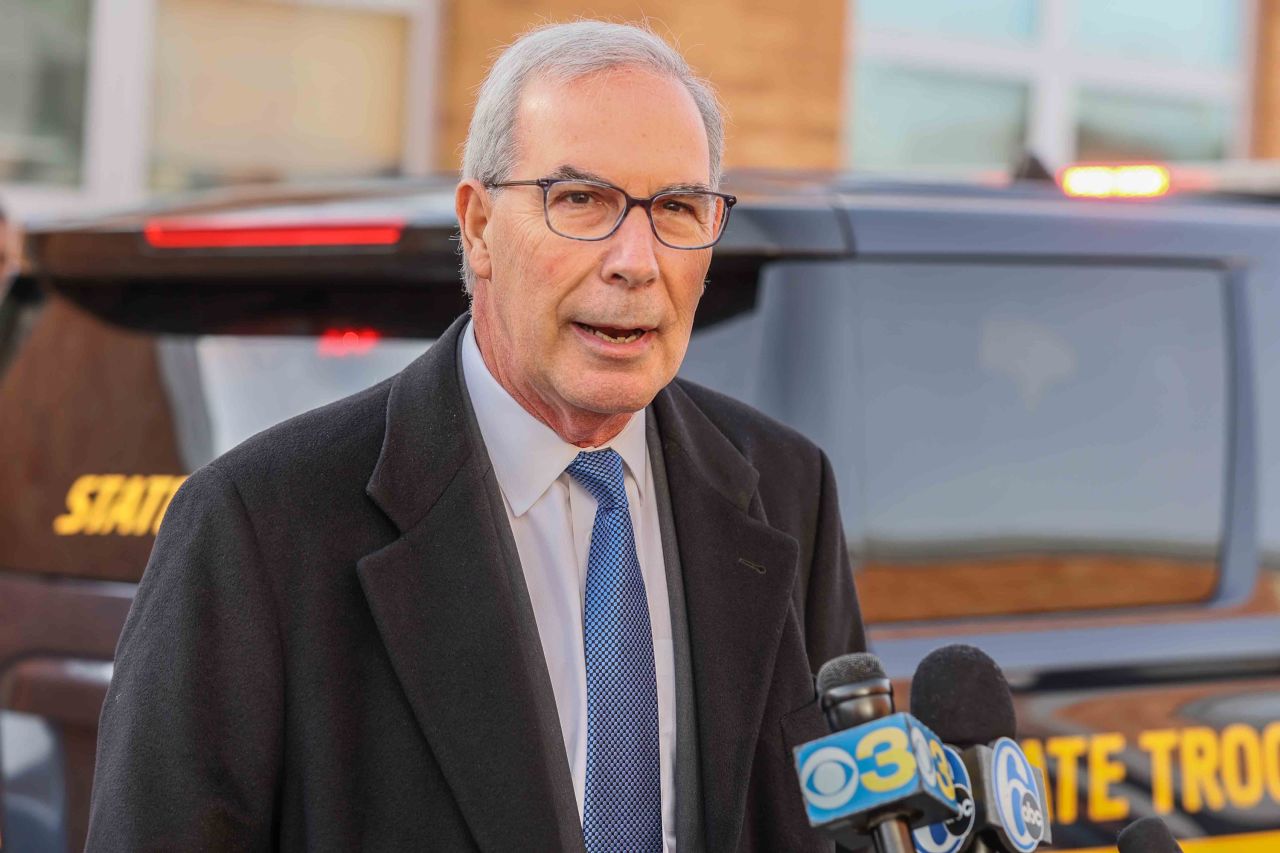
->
[0, 0, 93, 186]
[1076, 88, 1233, 162]
[1, 0, 438, 220]
[852, 64, 1030, 170]
[848, 0, 1249, 172]
[150, 0, 412, 192]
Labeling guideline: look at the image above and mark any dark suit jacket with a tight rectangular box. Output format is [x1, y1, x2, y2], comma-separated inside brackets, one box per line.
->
[87, 315, 864, 852]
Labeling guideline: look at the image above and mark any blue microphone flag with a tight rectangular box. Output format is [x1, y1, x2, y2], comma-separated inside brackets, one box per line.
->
[793, 712, 959, 832]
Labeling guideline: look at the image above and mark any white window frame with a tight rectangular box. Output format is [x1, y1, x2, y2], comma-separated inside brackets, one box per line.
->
[846, 0, 1257, 173]
[2, 0, 442, 221]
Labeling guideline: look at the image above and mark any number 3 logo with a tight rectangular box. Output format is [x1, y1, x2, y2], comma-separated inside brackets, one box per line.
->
[856, 727, 917, 792]
[930, 738, 956, 801]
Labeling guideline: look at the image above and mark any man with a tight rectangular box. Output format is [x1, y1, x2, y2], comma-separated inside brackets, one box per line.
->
[87, 20, 862, 852]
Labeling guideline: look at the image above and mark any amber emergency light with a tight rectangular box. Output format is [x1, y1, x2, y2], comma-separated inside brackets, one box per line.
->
[1059, 164, 1172, 199]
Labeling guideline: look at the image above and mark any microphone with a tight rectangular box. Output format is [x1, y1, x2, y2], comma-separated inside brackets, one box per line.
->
[1117, 817, 1184, 853]
[793, 653, 960, 853]
[909, 645, 1051, 853]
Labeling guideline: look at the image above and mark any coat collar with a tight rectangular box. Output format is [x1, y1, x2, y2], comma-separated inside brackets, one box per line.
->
[652, 381, 800, 853]
[361, 318, 800, 853]
[359, 314, 584, 853]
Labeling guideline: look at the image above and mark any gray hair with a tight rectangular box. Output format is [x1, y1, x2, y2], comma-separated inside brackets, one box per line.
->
[459, 20, 726, 293]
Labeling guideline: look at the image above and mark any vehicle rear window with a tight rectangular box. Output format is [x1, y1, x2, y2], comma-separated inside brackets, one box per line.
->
[0, 280, 452, 582]
[682, 259, 1229, 622]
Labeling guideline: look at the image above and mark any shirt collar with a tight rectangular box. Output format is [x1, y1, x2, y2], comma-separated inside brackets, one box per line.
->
[460, 320, 648, 517]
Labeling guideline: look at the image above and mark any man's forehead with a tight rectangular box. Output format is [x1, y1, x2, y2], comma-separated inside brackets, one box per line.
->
[513, 68, 711, 189]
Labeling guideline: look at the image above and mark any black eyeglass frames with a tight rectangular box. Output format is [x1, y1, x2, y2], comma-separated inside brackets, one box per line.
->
[485, 177, 737, 250]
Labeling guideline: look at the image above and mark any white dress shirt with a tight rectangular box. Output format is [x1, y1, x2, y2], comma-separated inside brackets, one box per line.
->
[461, 322, 677, 851]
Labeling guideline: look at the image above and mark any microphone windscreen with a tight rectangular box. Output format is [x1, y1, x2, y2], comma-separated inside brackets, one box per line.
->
[909, 644, 1016, 747]
[1118, 817, 1183, 852]
[816, 652, 886, 694]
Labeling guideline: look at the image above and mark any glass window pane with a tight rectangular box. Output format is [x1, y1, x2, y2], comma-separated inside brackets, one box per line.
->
[858, 0, 1037, 42]
[850, 65, 1029, 169]
[681, 261, 1228, 622]
[1076, 89, 1232, 162]
[1074, 0, 1242, 69]
[150, 0, 409, 192]
[0, 0, 92, 186]
[2, 711, 67, 852]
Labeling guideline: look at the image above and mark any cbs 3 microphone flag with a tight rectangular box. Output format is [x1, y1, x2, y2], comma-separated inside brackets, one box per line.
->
[791, 646, 1052, 853]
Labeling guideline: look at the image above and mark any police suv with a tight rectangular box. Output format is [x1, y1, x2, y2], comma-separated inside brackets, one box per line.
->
[2, 168, 1278, 852]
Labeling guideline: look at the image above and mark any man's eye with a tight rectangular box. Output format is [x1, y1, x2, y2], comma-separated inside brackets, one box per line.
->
[554, 191, 599, 206]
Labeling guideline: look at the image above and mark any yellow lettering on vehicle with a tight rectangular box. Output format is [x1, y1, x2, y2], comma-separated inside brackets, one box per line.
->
[1024, 721, 1280, 832]
[52, 474, 187, 537]
[1087, 732, 1129, 823]
[856, 727, 916, 792]
[84, 474, 125, 535]
[136, 476, 178, 536]
[1261, 722, 1280, 803]
[52, 474, 99, 535]
[151, 477, 184, 535]
[1045, 735, 1087, 824]
[1221, 724, 1264, 809]
[100, 475, 147, 535]
[1181, 726, 1226, 813]
[1138, 729, 1180, 815]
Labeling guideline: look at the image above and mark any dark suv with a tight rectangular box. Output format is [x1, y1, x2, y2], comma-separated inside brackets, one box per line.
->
[3, 173, 1278, 851]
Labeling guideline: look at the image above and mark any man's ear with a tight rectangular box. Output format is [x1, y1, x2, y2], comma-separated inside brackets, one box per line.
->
[456, 179, 493, 281]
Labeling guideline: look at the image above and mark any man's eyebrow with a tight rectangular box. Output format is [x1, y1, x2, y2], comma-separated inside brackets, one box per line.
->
[549, 164, 611, 183]
[654, 181, 714, 194]
[548, 164, 713, 195]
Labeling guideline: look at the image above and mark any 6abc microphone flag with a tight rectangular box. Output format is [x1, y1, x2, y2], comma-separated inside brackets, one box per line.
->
[790, 645, 1052, 853]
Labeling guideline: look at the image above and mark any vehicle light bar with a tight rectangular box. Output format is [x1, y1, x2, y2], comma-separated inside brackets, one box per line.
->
[1059, 165, 1171, 199]
[143, 219, 405, 249]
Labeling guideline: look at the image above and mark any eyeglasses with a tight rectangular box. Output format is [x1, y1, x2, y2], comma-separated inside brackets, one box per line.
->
[486, 177, 737, 250]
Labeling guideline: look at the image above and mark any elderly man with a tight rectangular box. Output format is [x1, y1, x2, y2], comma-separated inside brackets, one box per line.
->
[87, 20, 862, 853]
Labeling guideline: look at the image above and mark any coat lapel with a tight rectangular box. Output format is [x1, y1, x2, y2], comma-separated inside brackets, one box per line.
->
[357, 316, 583, 853]
[653, 383, 801, 853]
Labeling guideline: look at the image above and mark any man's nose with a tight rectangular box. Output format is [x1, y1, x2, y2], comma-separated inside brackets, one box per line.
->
[600, 206, 660, 288]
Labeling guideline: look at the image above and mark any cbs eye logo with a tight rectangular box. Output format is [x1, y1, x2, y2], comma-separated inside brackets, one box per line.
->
[799, 747, 861, 810]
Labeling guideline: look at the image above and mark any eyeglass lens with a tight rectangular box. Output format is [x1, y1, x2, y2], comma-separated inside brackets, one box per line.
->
[544, 181, 727, 248]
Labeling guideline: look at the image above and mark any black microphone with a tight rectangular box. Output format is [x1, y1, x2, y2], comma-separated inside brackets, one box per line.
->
[909, 645, 1051, 853]
[1118, 817, 1184, 853]
[793, 653, 960, 853]
[818, 652, 896, 730]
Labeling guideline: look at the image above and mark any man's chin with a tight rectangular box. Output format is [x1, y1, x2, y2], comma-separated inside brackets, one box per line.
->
[560, 375, 664, 418]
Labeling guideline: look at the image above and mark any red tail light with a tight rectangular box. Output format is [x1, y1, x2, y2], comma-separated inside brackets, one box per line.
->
[318, 328, 381, 357]
[144, 219, 404, 249]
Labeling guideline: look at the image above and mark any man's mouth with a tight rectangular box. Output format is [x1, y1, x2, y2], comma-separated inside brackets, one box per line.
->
[574, 322, 651, 344]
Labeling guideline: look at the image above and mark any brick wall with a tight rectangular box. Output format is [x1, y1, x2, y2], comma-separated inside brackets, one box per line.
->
[434, 0, 848, 171]
[1253, 0, 1280, 157]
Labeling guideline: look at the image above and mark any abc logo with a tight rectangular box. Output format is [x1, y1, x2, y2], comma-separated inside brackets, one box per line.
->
[948, 788, 976, 834]
[799, 747, 861, 810]
[992, 738, 1045, 853]
[1020, 791, 1044, 836]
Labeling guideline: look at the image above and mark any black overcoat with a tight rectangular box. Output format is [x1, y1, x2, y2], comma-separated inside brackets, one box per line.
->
[86, 315, 864, 851]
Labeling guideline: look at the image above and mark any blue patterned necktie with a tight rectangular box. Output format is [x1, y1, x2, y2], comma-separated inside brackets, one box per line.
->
[566, 449, 663, 853]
